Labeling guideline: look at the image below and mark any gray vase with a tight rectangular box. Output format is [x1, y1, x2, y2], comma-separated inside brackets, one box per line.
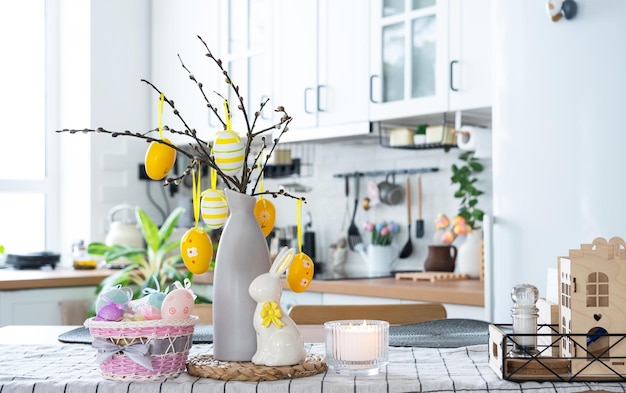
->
[212, 189, 271, 361]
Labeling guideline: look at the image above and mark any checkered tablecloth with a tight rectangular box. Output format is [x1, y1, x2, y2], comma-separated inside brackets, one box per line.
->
[0, 343, 624, 393]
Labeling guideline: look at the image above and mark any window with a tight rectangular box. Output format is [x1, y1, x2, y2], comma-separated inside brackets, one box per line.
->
[0, 0, 57, 253]
[586, 272, 609, 307]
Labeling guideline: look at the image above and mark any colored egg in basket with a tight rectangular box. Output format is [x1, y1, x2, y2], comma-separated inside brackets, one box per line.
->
[213, 131, 245, 175]
[161, 288, 195, 320]
[200, 189, 228, 229]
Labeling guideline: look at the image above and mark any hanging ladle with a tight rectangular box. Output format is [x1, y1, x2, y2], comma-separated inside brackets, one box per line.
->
[398, 176, 413, 259]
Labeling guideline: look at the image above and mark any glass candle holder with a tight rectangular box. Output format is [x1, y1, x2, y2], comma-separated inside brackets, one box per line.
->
[324, 320, 389, 376]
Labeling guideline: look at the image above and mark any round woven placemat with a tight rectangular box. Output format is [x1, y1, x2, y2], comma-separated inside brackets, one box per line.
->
[186, 354, 326, 381]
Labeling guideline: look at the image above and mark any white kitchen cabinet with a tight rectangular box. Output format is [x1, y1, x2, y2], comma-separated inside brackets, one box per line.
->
[151, 1, 222, 145]
[272, 0, 371, 142]
[0, 287, 96, 326]
[369, 0, 491, 122]
[447, 0, 491, 112]
[218, 0, 276, 134]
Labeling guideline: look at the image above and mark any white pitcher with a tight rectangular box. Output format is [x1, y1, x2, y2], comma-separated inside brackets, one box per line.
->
[356, 244, 398, 275]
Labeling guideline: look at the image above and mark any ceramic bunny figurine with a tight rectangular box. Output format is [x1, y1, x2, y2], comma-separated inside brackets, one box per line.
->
[248, 247, 307, 366]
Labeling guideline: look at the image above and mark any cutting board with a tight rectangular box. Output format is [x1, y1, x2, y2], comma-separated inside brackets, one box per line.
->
[395, 272, 469, 282]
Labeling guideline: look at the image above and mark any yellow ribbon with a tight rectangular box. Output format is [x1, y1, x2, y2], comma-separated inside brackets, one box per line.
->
[260, 301, 285, 328]
[191, 167, 201, 228]
[158, 93, 164, 140]
[296, 198, 303, 253]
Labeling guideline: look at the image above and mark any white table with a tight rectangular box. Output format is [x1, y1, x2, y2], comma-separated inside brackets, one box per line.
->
[0, 326, 621, 393]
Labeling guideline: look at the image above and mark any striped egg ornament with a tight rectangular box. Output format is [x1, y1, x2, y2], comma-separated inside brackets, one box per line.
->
[200, 189, 228, 229]
[213, 132, 245, 175]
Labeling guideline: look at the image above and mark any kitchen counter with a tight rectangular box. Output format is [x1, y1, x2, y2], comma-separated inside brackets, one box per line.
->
[194, 272, 484, 307]
[0, 267, 112, 290]
[0, 268, 484, 307]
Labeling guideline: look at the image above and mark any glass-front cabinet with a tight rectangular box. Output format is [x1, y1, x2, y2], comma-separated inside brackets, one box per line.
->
[369, 0, 491, 122]
[218, 0, 275, 134]
[151, 0, 222, 145]
[369, 0, 448, 121]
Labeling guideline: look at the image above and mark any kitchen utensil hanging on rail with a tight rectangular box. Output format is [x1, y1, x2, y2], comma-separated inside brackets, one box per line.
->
[398, 176, 413, 259]
[347, 173, 363, 251]
[415, 176, 424, 238]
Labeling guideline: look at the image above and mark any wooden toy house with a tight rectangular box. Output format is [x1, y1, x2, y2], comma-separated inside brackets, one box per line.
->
[558, 236, 626, 376]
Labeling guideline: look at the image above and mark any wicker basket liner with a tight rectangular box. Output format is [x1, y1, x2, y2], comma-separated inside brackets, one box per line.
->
[186, 354, 327, 381]
[85, 316, 198, 381]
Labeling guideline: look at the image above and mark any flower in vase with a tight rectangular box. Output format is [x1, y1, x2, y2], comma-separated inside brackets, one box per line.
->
[364, 220, 400, 246]
[433, 214, 472, 245]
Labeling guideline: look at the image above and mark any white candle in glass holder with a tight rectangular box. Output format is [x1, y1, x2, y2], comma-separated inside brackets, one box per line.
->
[325, 319, 389, 375]
[336, 321, 380, 361]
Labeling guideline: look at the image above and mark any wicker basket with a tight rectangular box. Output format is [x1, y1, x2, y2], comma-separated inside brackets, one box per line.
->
[85, 316, 198, 381]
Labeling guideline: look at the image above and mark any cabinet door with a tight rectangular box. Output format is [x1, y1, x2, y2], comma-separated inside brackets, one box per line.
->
[273, 0, 370, 142]
[369, 0, 449, 121]
[317, 0, 370, 128]
[272, 0, 318, 131]
[151, 0, 222, 145]
[221, 0, 275, 134]
[447, 0, 491, 111]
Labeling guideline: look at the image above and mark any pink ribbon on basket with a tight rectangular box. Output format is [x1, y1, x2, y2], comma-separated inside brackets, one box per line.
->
[92, 338, 154, 370]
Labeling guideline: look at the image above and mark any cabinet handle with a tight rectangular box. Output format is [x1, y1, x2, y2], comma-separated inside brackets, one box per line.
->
[304, 87, 314, 114]
[369, 74, 380, 103]
[450, 60, 459, 92]
[317, 85, 326, 112]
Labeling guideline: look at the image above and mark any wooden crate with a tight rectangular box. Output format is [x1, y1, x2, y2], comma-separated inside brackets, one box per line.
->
[489, 324, 626, 382]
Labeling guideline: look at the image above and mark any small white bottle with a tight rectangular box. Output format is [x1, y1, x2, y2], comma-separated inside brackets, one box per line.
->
[509, 283, 539, 357]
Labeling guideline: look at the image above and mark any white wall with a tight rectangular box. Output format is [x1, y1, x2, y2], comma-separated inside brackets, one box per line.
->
[57, 0, 178, 265]
[491, 0, 626, 322]
[264, 140, 492, 274]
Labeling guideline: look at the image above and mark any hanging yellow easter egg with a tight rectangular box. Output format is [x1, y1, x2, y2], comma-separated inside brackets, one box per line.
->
[254, 198, 276, 237]
[287, 253, 314, 293]
[200, 189, 228, 229]
[213, 131, 245, 175]
[180, 227, 213, 274]
[144, 138, 177, 180]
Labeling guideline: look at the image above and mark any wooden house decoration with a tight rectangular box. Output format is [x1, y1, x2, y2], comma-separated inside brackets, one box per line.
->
[558, 236, 626, 376]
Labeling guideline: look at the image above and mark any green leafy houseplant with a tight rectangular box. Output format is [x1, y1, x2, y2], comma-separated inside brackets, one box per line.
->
[87, 206, 210, 315]
[450, 151, 484, 229]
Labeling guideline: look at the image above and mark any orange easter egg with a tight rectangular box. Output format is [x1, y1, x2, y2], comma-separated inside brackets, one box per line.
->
[180, 227, 213, 274]
[254, 198, 276, 237]
[144, 138, 176, 180]
[287, 253, 314, 293]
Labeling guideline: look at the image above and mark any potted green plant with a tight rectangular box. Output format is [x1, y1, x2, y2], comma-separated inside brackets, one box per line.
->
[450, 151, 484, 229]
[450, 150, 485, 278]
[87, 206, 211, 315]
[413, 124, 427, 145]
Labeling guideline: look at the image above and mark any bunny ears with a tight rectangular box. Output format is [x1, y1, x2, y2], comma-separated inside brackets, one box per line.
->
[270, 247, 296, 276]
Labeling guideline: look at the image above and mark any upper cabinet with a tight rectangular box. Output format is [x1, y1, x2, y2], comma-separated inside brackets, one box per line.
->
[151, 0, 222, 145]
[272, 0, 371, 142]
[448, 0, 491, 112]
[217, 0, 276, 135]
[369, 0, 491, 122]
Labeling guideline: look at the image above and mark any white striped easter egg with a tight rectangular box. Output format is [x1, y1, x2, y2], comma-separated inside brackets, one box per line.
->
[213, 132, 245, 175]
[200, 189, 228, 229]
